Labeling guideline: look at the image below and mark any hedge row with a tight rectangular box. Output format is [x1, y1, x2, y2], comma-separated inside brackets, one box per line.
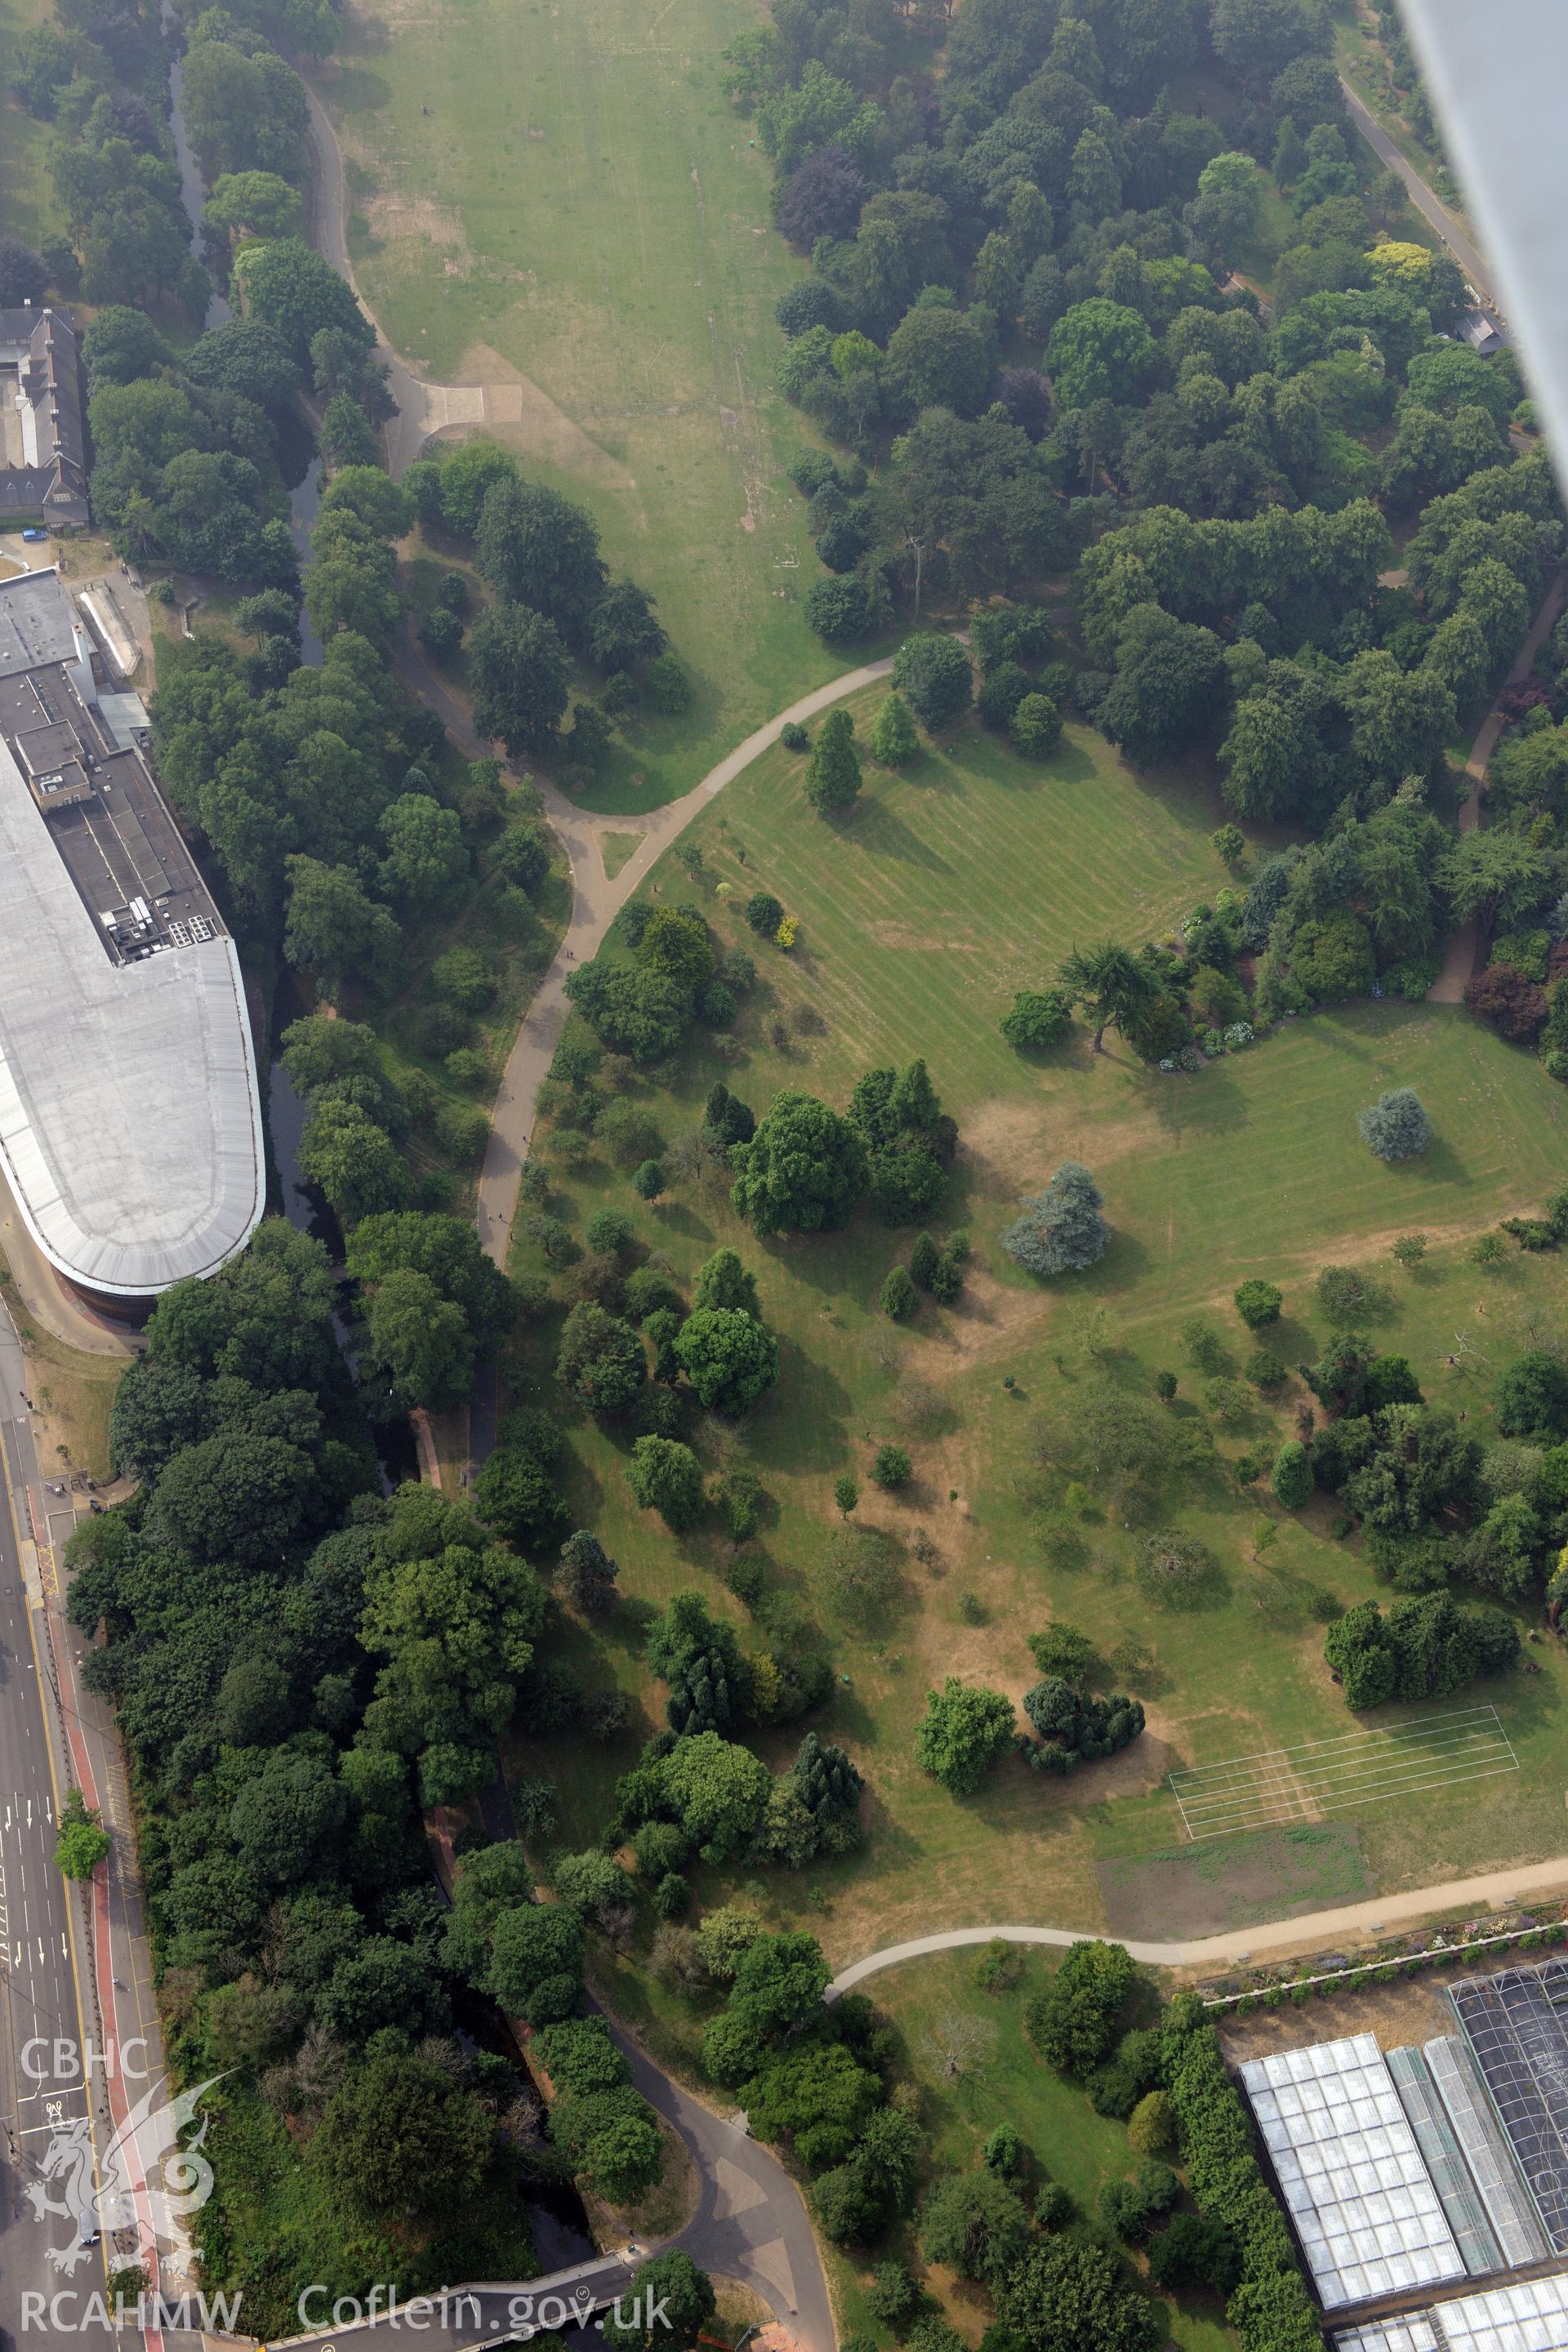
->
[1215, 1918, 1568, 2012]
[1160, 1995, 1321, 2352]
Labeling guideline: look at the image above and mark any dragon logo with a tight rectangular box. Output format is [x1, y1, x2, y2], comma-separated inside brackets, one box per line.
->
[24, 2074, 221, 2278]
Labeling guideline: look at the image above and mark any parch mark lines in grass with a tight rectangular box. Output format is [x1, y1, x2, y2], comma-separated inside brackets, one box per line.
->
[1169, 1707, 1519, 1841]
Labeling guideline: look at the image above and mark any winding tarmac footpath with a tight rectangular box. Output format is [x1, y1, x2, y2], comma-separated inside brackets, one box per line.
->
[299, 81, 851, 2352]
[398, 625, 895, 1278]
[296, 72, 1568, 2350]
[826, 1851, 1568, 2000]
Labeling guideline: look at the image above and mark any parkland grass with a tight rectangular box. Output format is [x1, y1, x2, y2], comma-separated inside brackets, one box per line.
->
[0, 1254, 121, 1477]
[318, 0, 844, 807]
[502, 698, 1568, 1962]
[0, 0, 67, 252]
[854, 1951, 1235, 2352]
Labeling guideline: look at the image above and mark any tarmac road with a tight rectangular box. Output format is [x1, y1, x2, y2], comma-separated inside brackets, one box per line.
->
[1339, 79, 1497, 307]
[0, 1307, 207, 2352]
[0, 1417, 94, 2352]
[0, 1313, 135, 2352]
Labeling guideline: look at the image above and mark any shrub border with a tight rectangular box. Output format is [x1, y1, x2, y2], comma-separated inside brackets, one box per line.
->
[1201, 1915, 1568, 2013]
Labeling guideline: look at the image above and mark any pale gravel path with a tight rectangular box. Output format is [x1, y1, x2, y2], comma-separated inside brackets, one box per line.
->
[395, 625, 895, 1268]
[306, 67, 898, 1268]
[826, 1853, 1568, 1997]
[301, 82, 488, 474]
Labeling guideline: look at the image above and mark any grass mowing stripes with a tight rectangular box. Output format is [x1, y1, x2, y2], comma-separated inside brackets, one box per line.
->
[502, 702, 1568, 1958]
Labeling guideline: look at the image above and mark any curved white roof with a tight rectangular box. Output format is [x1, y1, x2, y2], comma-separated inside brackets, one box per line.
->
[0, 592, 264, 1298]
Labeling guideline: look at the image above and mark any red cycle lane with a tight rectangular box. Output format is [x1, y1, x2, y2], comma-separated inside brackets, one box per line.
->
[31, 1498, 171, 2352]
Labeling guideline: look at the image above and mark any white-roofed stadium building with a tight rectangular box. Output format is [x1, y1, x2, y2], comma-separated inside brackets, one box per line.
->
[0, 568, 263, 1316]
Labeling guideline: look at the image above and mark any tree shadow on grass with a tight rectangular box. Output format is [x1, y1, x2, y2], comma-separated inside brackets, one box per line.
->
[898, 743, 968, 794]
[1041, 731, 1104, 788]
[848, 796, 956, 872]
[954, 1744, 1096, 1843]
[847, 1784, 923, 1880]
[1138, 1060, 1253, 1140]
[553, 1434, 607, 1526]
[815, 1677, 886, 1753]
[1270, 1313, 1322, 1366]
[1079, 1226, 1156, 1301]
[998, 1036, 1079, 1076]
[332, 65, 393, 111]
[647, 1200, 715, 1245]
[600, 1592, 660, 1655]
[745, 1333, 854, 1474]
[1403, 1133, 1472, 1187]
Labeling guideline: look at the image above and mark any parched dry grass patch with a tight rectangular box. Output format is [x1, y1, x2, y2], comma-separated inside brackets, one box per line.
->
[319, 0, 844, 808]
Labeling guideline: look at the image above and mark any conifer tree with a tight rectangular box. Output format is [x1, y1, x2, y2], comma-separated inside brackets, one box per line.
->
[804, 707, 862, 816]
[870, 689, 920, 768]
[559, 1529, 619, 1614]
[880, 1264, 917, 1320]
[1002, 1164, 1107, 1275]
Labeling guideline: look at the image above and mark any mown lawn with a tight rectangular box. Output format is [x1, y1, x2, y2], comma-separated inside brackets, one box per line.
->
[318, 0, 846, 808]
[501, 700, 1568, 1966]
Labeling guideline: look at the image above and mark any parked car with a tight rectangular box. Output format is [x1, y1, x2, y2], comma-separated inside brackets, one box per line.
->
[21, 528, 47, 543]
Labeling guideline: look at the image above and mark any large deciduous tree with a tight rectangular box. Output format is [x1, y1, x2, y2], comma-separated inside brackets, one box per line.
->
[555, 1303, 646, 1415]
[1047, 299, 1157, 408]
[475, 478, 608, 643]
[673, 1307, 779, 1414]
[470, 604, 572, 754]
[892, 633, 973, 728]
[626, 1436, 706, 1530]
[310, 2045, 492, 2225]
[915, 1677, 1016, 1794]
[238, 237, 375, 364]
[730, 1093, 871, 1236]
